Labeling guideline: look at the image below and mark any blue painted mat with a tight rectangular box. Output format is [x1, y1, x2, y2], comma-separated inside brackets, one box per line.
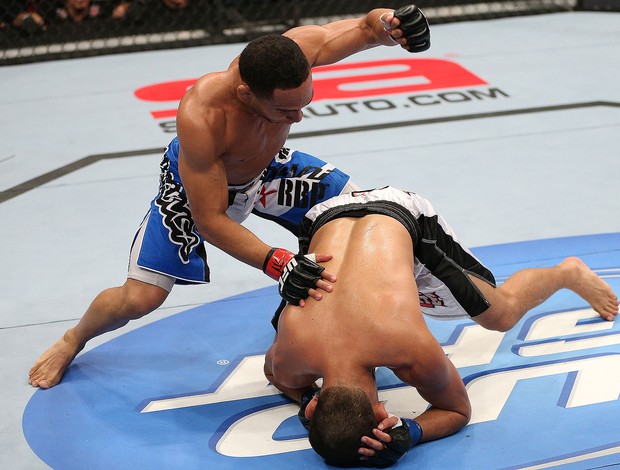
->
[23, 233, 620, 469]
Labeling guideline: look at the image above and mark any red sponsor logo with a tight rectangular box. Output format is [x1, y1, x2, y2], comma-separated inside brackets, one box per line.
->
[134, 58, 487, 120]
[311, 58, 486, 100]
[257, 186, 277, 208]
[419, 292, 446, 308]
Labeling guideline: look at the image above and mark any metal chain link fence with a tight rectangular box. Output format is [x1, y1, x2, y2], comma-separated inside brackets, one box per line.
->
[1, 0, 610, 66]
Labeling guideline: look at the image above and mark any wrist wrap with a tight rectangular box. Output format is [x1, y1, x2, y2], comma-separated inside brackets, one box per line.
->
[263, 247, 295, 280]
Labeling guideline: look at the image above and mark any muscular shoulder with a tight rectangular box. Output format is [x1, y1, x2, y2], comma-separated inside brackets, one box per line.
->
[178, 73, 228, 132]
[272, 323, 321, 388]
[176, 73, 232, 164]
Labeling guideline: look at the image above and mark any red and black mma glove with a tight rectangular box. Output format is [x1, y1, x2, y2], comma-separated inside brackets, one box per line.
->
[262, 248, 325, 305]
[363, 418, 423, 468]
[389, 5, 431, 53]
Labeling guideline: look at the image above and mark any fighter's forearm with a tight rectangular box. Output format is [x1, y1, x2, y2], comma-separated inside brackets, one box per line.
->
[365, 8, 401, 47]
[196, 213, 272, 271]
[197, 211, 333, 305]
[414, 406, 470, 443]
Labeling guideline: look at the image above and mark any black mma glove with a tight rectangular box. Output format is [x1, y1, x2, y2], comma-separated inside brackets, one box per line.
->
[297, 388, 316, 431]
[389, 5, 431, 53]
[364, 418, 423, 468]
[263, 248, 325, 306]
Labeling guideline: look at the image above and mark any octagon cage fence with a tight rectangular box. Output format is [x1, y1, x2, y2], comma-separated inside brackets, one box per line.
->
[1, 0, 618, 65]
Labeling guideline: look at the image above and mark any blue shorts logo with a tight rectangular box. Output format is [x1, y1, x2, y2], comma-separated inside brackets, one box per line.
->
[23, 234, 620, 469]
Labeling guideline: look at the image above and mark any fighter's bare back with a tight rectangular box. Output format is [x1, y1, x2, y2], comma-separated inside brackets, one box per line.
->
[272, 215, 433, 385]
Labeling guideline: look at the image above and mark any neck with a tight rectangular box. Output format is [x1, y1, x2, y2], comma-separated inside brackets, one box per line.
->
[322, 366, 379, 406]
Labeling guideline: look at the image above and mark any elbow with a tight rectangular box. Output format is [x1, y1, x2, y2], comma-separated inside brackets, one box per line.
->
[449, 406, 471, 438]
[458, 396, 472, 430]
[449, 389, 472, 434]
[194, 215, 225, 245]
[461, 405, 472, 428]
[264, 346, 275, 383]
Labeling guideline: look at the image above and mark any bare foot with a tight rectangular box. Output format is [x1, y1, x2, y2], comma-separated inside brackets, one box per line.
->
[29, 329, 82, 389]
[561, 257, 619, 321]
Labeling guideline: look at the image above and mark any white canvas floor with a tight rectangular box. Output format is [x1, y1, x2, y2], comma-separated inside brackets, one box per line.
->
[1, 11, 620, 469]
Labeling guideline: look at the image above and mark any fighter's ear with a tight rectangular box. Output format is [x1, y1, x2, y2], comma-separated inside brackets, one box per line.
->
[236, 83, 253, 102]
[374, 400, 389, 422]
[304, 395, 318, 420]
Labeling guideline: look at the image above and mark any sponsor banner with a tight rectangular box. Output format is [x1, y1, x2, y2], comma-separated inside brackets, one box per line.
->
[134, 58, 509, 134]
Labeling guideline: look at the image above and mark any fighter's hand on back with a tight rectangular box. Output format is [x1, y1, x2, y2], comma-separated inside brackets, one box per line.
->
[381, 5, 430, 52]
[263, 248, 335, 306]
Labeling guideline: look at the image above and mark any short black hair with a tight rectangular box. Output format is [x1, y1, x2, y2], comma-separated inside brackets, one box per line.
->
[238, 34, 310, 98]
[308, 386, 377, 466]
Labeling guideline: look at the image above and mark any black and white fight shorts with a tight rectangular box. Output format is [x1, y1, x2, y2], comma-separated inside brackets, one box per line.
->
[298, 186, 496, 320]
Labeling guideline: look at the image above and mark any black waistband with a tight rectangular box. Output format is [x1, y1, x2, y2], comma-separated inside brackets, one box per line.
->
[298, 200, 421, 254]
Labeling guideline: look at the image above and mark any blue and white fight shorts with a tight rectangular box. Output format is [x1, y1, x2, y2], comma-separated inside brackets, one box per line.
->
[128, 138, 355, 290]
[299, 186, 496, 319]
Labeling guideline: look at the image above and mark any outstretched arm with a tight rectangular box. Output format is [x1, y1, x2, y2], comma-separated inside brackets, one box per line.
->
[285, 5, 430, 67]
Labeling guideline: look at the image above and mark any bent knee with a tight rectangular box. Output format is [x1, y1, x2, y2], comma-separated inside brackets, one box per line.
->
[473, 296, 522, 332]
[121, 280, 169, 319]
[473, 313, 512, 332]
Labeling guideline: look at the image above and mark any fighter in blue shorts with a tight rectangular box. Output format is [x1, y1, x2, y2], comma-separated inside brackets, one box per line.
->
[131, 138, 357, 289]
[29, 5, 434, 389]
